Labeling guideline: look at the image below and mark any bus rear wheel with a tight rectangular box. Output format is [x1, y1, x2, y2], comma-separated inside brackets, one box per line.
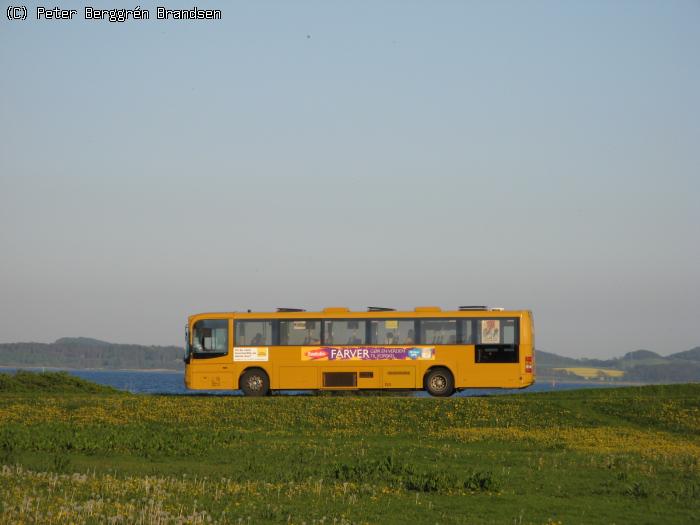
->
[240, 369, 270, 397]
[425, 368, 454, 397]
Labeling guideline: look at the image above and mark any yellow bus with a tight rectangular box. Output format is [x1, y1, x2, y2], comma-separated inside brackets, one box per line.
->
[184, 306, 535, 397]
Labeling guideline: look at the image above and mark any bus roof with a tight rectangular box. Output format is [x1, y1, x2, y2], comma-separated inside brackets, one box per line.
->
[189, 307, 530, 322]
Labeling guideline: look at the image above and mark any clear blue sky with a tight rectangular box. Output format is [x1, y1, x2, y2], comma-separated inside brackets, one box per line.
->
[1, 1, 698, 357]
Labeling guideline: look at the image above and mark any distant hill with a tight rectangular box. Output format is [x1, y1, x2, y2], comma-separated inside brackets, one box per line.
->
[668, 346, 700, 362]
[622, 362, 700, 383]
[0, 338, 184, 370]
[537, 346, 700, 383]
[533, 350, 579, 368]
[55, 337, 113, 347]
[621, 349, 662, 360]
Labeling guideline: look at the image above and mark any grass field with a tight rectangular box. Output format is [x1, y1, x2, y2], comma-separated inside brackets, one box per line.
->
[551, 368, 626, 379]
[0, 373, 698, 524]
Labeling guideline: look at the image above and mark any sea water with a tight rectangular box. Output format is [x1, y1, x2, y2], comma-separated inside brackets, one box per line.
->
[0, 367, 618, 396]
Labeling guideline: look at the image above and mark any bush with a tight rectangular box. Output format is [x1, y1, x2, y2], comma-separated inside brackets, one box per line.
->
[0, 371, 118, 394]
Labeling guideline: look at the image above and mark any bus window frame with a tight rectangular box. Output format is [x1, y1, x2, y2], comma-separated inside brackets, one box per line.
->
[474, 317, 520, 364]
[476, 318, 520, 345]
[458, 319, 476, 345]
[322, 319, 369, 346]
[277, 319, 324, 346]
[191, 319, 229, 359]
[475, 344, 520, 363]
[234, 319, 275, 347]
[368, 319, 418, 345]
[416, 318, 461, 345]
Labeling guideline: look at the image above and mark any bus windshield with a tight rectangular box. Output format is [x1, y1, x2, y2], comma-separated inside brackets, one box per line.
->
[192, 319, 228, 353]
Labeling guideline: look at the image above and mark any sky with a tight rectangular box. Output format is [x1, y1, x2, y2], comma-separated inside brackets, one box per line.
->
[1, 1, 698, 358]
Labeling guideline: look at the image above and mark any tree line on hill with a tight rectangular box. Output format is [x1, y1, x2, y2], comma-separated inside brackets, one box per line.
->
[0, 337, 184, 370]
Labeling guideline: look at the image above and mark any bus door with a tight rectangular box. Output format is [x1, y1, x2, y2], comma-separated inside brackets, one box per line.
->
[189, 319, 234, 389]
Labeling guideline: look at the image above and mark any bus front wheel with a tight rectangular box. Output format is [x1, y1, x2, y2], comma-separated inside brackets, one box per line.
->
[424, 368, 454, 397]
[240, 369, 270, 397]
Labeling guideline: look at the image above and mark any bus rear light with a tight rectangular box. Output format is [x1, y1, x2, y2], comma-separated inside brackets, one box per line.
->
[525, 355, 533, 373]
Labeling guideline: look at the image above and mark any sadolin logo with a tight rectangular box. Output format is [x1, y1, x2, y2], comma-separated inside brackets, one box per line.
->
[304, 349, 330, 360]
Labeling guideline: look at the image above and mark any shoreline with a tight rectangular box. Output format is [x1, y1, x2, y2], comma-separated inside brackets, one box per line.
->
[536, 376, 647, 386]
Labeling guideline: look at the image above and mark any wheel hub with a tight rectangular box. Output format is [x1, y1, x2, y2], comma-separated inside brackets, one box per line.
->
[430, 375, 447, 392]
[248, 376, 263, 391]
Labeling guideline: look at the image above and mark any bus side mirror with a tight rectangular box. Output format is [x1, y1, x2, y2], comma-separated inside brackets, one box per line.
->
[184, 327, 191, 363]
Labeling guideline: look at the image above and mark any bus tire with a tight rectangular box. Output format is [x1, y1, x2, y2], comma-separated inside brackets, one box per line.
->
[424, 368, 454, 397]
[240, 368, 270, 397]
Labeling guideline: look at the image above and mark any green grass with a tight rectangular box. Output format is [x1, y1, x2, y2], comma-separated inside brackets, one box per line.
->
[0, 375, 698, 524]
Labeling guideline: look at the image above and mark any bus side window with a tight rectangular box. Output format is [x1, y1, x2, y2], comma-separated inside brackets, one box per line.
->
[324, 320, 367, 345]
[475, 318, 519, 363]
[235, 320, 273, 346]
[460, 320, 475, 344]
[476, 346, 519, 363]
[279, 320, 321, 345]
[476, 318, 519, 345]
[502, 319, 517, 344]
[419, 319, 457, 345]
[369, 320, 416, 345]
